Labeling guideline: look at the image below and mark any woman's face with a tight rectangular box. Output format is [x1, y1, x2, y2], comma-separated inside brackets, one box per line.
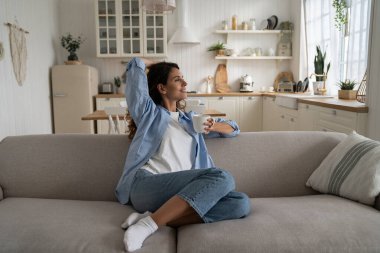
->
[161, 68, 188, 101]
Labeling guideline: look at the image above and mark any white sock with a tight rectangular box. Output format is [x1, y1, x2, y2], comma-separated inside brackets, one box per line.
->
[123, 216, 158, 252]
[121, 211, 152, 229]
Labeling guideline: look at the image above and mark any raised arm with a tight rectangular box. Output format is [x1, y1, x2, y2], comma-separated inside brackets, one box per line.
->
[124, 58, 155, 126]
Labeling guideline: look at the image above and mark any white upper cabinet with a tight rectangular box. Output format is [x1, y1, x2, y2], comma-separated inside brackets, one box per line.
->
[96, 0, 167, 58]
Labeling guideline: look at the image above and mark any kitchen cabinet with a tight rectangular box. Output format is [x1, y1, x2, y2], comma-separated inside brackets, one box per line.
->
[263, 96, 279, 131]
[296, 103, 317, 131]
[95, 0, 167, 57]
[312, 105, 367, 135]
[239, 96, 262, 131]
[187, 96, 262, 132]
[96, 97, 127, 134]
[215, 30, 293, 61]
[207, 96, 240, 123]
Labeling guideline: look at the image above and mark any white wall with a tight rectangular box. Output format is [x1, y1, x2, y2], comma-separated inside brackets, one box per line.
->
[367, 0, 380, 141]
[58, 0, 296, 92]
[0, 0, 60, 141]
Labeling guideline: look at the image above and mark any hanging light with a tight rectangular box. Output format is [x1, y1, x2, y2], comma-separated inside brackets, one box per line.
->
[142, 0, 176, 14]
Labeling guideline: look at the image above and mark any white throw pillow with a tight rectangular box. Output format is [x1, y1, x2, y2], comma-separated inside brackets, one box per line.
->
[306, 132, 380, 205]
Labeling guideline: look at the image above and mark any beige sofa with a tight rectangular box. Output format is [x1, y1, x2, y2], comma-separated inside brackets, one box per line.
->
[0, 132, 379, 253]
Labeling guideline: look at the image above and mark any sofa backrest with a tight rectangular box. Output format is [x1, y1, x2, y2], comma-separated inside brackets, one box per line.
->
[0, 134, 130, 202]
[206, 131, 346, 198]
[0, 132, 345, 202]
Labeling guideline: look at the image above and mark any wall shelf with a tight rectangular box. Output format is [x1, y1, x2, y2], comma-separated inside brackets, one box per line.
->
[215, 30, 292, 34]
[215, 56, 293, 60]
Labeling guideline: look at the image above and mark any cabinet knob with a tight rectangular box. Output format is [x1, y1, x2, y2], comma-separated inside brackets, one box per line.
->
[332, 110, 337, 115]
[218, 97, 224, 100]
[306, 105, 309, 109]
[290, 118, 295, 122]
[281, 115, 285, 119]
[248, 97, 253, 100]
[322, 128, 328, 132]
[272, 98, 275, 102]
[106, 98, 110, 101]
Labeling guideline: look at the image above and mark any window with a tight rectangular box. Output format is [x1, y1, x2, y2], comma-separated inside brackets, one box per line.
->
[304, 0, 371, 95]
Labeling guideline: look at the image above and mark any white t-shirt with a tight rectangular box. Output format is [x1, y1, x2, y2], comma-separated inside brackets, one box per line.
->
[142, 111, 195, 174]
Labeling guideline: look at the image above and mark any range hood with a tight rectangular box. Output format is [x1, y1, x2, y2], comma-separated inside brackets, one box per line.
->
[169, 0, 199, 44]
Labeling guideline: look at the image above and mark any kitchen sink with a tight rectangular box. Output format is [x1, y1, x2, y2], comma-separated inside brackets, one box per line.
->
[275, 94, 334, 110]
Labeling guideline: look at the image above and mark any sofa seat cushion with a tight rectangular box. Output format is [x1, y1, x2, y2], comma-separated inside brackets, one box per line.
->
[0, 198, 176, 253]
[177, 195, 380, 253]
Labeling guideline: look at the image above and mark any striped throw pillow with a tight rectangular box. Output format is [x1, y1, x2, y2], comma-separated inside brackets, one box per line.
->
[306, 132, 380, 205]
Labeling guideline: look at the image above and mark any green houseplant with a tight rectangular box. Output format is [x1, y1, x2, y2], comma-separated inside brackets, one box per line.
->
[207, 41, 226, 56]
[337, 79, 358, 99]
[313, 45, 331, 95]
[332, 0, 348, 31]
[60, 33, 85, 63]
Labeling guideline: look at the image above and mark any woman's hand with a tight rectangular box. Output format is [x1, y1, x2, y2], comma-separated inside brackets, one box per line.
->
[203, 118, 235, 135]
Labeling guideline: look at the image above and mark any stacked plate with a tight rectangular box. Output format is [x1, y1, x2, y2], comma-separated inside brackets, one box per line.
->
[259, 15, 278, 30]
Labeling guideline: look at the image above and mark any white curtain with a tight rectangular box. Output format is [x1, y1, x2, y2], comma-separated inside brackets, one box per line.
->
[304, 0, 371, 95]
[346, 0, 371, 83]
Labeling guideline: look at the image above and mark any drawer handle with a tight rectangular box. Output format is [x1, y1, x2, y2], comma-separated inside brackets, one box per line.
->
[106, 98, 110, 101]
[323, 128, 328, 132]
[248, 97, 253, 100]
[53, 93, 66, 97]
[332, 110, 337, 115]
[306, 105, 309, 109]
[272, 98, 275, 102]
[218, 97, 224, 100]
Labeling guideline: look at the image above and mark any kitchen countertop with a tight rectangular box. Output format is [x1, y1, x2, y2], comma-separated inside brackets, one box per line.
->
[297, 97, 368, 113]
[96, 93, 368, 113]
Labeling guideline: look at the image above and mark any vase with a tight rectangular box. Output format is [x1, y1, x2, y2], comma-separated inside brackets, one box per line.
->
[312, 81, 324, 95]
[338, 90, 357, 100]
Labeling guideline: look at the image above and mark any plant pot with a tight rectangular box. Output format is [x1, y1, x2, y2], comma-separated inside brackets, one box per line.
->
[216, 49, 225, 56]
[68, 52, 78, 61]
[338, 90, 357, 100]
[117, 84, 126, 94]
[312, 81, 324, 95]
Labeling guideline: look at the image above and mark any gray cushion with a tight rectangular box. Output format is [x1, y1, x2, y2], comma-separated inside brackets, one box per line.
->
[177, 195, 380, 253]
[0, 198, 176, 253]
[206, 131, 345, 197]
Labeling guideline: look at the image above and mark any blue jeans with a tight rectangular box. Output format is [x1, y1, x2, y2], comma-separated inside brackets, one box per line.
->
[130, 168, 251, 223]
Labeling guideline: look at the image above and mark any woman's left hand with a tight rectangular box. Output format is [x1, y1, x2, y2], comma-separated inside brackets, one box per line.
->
[203, 118, 215, 134]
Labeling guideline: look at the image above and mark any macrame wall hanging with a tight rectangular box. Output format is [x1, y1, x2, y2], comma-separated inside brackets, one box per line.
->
[4, 21, 29, 86]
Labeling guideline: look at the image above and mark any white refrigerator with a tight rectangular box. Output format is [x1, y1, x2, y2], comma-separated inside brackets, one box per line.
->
[52, 65, 99, 134]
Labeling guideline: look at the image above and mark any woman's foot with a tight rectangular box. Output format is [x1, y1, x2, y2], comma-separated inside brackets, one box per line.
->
[123, 216, 158, 252]
[121, 211, 152, 229]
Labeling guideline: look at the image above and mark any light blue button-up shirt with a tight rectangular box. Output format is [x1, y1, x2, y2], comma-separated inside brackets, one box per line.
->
[115, 57, 240, 204]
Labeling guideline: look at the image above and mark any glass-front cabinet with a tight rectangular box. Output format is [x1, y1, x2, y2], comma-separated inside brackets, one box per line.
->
[96, 0, 167, 58]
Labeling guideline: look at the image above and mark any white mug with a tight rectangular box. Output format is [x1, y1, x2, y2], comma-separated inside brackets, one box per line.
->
[192, 114, 211, 133]
[268, 87, 274, 92]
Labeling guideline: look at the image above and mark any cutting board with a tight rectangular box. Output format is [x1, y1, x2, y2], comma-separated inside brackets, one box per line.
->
[214, 64, 231, 93]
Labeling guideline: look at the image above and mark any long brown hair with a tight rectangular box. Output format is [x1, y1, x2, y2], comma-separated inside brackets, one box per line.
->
[127, 62, 186, 139]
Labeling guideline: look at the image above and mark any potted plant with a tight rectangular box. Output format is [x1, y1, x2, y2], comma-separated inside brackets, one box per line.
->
[313, 45, 331, 95]
[207, 41, 226, 56]
[337, 79, 358, 99]
[60, 33, 85, 64]
[114, 76, 125, 94]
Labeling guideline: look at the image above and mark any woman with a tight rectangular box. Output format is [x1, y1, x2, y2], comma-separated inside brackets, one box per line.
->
[116, 57, 250, 252]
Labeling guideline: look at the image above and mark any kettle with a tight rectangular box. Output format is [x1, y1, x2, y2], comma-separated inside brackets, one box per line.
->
[240, 74, 254, 92]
